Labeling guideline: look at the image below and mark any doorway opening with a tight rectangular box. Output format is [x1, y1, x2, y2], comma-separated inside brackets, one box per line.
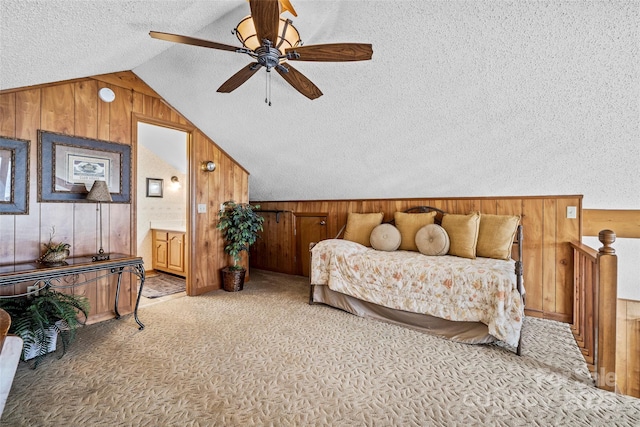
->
[136, 121, 190, 304]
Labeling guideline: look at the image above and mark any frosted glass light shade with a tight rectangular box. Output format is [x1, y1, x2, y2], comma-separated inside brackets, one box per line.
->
[98, 87, 115, 103]
[235, 16, 301, 55]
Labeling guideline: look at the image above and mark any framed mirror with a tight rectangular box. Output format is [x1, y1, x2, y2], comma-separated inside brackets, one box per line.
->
[0, 137, 29, 215]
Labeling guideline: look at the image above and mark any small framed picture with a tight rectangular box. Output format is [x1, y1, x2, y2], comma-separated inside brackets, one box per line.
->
[146, 178, 163, 198]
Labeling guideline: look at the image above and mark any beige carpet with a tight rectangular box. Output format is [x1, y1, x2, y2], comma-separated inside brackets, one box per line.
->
[2, 269, 639, 426]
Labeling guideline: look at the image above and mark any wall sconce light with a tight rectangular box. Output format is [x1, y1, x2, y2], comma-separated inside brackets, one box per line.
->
[201, 161, 216, 172]
[170, 176, 181, 189]
[98, 87, 116, 103]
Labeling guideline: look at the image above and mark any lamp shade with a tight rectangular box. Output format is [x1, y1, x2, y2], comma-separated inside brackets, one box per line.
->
[235, 16, 300, 55]
[86, 180, 112, 202]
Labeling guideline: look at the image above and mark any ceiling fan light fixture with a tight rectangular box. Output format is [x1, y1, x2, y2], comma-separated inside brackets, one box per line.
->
[235, 16, 300, 55]
[150, 0, 371, 102]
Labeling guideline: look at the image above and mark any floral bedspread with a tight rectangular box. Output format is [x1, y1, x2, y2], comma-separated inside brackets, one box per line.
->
[310, 239, 524, 347]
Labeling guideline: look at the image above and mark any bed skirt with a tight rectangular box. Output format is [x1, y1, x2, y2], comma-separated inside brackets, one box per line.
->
[311, 284, 496, 345]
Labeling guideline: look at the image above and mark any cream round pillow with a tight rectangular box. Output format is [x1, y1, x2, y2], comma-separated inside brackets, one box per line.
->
[415, 224, 450, 256]
[370, 224, 401, 251]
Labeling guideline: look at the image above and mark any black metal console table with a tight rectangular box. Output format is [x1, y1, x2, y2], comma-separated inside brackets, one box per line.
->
[0, 253, 146, 330]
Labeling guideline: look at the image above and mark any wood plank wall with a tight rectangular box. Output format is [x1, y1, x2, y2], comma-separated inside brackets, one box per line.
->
[250, 195, 583, 322]
[584, 210, 640, 239]
[0, 71, 248, 322]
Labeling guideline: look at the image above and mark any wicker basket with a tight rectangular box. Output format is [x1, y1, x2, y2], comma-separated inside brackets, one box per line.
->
[221, 267, 245, 292]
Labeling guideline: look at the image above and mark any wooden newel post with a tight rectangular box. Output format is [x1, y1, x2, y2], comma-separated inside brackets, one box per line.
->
[597, 229, 617, 391]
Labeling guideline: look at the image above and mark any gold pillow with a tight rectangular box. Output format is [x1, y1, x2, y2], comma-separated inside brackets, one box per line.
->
[394, 211, 437, 251]
[343, 212, 384, 247]
[440, 212, 481, 259]
[476, 214, 520, 260]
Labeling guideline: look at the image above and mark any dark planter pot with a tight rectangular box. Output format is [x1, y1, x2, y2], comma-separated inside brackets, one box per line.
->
[221, 267, 246, 292]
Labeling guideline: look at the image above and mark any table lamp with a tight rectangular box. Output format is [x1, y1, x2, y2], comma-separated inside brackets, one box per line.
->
[86, 180, 112, 261]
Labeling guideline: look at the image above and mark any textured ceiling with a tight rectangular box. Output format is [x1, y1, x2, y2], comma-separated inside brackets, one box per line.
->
[1, 1, 638, 208]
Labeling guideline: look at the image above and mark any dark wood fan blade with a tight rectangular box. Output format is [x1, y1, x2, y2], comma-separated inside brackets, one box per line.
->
[286, 43, 373, 62]
[276, 64, 323, 100]
[150, 31, 239, 52]
[217, 63, 262, 93]
[250, 0, 279, 46]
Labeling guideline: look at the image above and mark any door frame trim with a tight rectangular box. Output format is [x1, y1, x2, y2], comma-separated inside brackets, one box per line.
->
[132, 113, 195, 295]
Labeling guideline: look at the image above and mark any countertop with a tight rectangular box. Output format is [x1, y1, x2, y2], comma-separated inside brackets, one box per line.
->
[150, 221, 186, 233]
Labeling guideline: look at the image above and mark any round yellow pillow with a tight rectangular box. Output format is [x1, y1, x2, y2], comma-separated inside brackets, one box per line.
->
[370, 224, 401, 251]
[415, 224, 450, 256]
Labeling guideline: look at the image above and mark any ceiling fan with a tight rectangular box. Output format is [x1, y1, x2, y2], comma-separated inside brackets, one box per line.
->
[150, 0, 373, 102]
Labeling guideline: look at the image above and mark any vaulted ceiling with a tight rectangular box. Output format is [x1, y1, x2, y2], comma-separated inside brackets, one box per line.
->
[1, 1, 638, 207]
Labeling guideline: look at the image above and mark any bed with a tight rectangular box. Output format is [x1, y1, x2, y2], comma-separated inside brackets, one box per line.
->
[309, 207, 525, 354]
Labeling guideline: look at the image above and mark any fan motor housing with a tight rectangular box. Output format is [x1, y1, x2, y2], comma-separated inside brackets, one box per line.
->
[255, 46, 282, 70]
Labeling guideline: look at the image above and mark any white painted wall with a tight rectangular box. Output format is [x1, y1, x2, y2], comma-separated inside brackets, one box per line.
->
[138, 123, 187, 175]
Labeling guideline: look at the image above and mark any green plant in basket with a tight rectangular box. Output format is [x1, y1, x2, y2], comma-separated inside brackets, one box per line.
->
[0, 289, 89, 368]
[216, 201, 264, 270]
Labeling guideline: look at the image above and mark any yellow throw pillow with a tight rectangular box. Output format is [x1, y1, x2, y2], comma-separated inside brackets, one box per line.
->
[343, 212, 384, 247]
[394, 211, 437, 251]
[476, 214, 520, 260]
[441, 212, 481, 259]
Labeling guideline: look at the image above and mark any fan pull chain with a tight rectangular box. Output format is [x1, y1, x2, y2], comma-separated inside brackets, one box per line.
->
[269, 71, 272, 106]
[265, 70, 272, 107]
[265, 70, 268, 105]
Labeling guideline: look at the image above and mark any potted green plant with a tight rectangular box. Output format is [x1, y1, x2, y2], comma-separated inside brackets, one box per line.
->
[0, 288, 89, 367]
[216, 200, 264, 291]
